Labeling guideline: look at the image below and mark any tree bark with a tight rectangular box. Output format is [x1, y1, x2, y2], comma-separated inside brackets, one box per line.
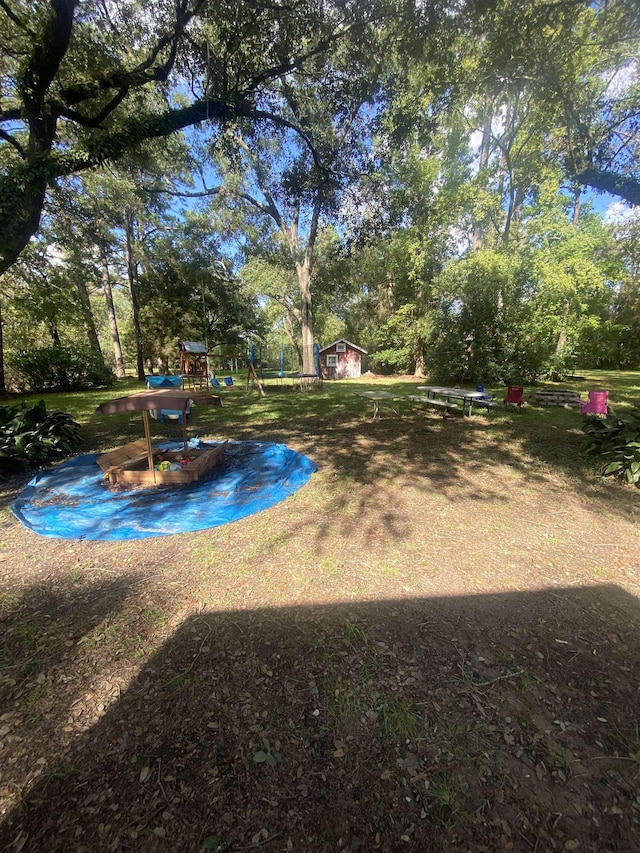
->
[556, 299, 570, 357]
[572, 186, 581, 226]
[99, 243, 125, 378]
[296, 261, 315, 375]
[124, 212, 145, 381]
[0, 295, 5, 395]
[472, 109, 493, 251]
[74, 276, 102, 358]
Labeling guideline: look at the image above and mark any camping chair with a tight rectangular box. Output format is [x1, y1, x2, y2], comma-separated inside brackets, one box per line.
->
[581, 390, 609, 416]
[504, 386, 524, 407]
[223, 376, 234, 389]
[476, 383, 496, 401]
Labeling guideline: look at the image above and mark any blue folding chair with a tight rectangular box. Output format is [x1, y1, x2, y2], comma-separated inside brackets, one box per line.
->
[476, 383, 496, 401]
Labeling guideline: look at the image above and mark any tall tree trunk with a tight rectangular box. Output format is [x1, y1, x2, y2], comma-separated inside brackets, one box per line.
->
[124, 212, 145, 381]
[0, 294, 5, 395]
[472, 109, 493, 251]
[283, 312, 302, 368]
[99, 243, 125, 378]
[512, 186, 525, 225]
[75, 276, 102, 357]
[555, 299, 570, 371]
[572, 186, 581, 226]
[49, 321, 70, 389]
[296, 261, 315, 375]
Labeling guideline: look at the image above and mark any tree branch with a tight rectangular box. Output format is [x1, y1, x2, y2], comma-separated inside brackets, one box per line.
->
[570, 162, 640, 207]
[0, 128, 25, 157]
[0, 0, 35, 36]
[61, 0, 206, 107]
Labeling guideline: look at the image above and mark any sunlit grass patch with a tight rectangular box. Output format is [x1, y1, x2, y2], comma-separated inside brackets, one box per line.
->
[426, 772, 475, 829]
[322, 672, 365, 730]
[343, 619, 369, 648]
[609, 721, 640, 763]
[373, 691, 422, 741]
[26, 679, 53, 708]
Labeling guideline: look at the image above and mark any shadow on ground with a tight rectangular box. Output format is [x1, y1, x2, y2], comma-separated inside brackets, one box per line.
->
[1, 584, 639, 852]
[209, 388, 639, 527]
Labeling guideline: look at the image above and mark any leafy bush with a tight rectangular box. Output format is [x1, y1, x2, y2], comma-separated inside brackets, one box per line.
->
[372, 304, 426, 375]
[0, 400, 81, 476]
[582, 409, 640, 486]
[426, 251, 549, 384]
[9, 345, 115, 392]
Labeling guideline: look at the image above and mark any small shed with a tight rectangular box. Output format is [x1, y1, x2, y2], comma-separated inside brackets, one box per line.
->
[179, 341, 208, 380]
[319, 339, 367, 379]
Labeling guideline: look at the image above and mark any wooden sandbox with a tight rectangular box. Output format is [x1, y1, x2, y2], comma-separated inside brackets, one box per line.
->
[98, 439, 228, 487]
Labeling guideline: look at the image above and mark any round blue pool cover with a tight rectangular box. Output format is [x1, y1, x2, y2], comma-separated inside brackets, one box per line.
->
[11, 440, 317, 541]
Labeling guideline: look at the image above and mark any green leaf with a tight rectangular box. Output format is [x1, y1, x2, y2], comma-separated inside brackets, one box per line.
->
[603, 462, 622, 474]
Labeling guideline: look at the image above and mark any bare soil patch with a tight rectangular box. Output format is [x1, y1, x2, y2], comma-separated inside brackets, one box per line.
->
[1, 399, 639, 852]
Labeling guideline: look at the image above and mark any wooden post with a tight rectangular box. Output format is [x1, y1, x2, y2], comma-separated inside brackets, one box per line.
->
[142, 409, 156, 483]
[247, 361, 266, 396]
[182, 406, 188, 453]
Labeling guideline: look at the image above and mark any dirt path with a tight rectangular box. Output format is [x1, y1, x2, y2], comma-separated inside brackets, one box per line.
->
[1, 407, 639, 851]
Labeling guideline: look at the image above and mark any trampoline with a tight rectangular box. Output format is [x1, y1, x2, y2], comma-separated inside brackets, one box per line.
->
[11, 440, 317, 541]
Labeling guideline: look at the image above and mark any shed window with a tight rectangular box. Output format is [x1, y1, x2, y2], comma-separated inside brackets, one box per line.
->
[336, 342, 346, 352]
[326, 354, 338, 366]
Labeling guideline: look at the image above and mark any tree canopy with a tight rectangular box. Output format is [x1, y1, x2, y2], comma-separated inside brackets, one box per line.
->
[1, 0, 639, 391]
[0, 0, 396, 274]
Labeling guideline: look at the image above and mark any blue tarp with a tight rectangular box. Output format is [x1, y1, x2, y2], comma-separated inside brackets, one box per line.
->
[11, 440, 317, 541]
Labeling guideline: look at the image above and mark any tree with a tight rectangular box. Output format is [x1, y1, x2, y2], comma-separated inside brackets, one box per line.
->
[0, 0, 403, 391]
[0, 0, 394, 277]
[425, 193, 620, 383]
[0, 239, 115, 391]
[191, 39, 386, 373]
[137, 213, 263, 371]
[470, 0, 640, 206]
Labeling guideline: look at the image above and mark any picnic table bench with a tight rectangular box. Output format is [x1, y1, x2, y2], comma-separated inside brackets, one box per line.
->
[408, 395, 460, 416]
[472, 398, 498, 411]
[415, 385, 494, 415]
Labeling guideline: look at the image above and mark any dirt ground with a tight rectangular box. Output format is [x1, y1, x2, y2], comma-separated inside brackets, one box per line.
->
[1, 399, 639, 852]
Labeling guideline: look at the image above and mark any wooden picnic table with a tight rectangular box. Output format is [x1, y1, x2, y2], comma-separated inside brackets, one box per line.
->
[416, 385, 489, 416]
[355, 390, 403, 420]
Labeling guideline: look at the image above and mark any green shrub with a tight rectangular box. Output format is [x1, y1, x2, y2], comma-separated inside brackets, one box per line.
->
[0, 400, 81, 476]
[9, 345, 115, 392]
[583, 409, 640, 486]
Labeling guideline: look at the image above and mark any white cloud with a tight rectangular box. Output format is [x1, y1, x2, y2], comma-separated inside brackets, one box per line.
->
[604, 62, 637, 98]
[603, 200, 636, 225]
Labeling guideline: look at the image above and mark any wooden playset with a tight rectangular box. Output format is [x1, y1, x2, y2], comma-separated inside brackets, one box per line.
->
[179, 341, 209, 389]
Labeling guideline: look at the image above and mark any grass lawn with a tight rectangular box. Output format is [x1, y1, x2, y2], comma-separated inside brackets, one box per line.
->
[1, 370, 639, 852]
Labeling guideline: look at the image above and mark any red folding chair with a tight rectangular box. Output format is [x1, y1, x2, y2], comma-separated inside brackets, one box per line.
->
[504, 386, 524, 407]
